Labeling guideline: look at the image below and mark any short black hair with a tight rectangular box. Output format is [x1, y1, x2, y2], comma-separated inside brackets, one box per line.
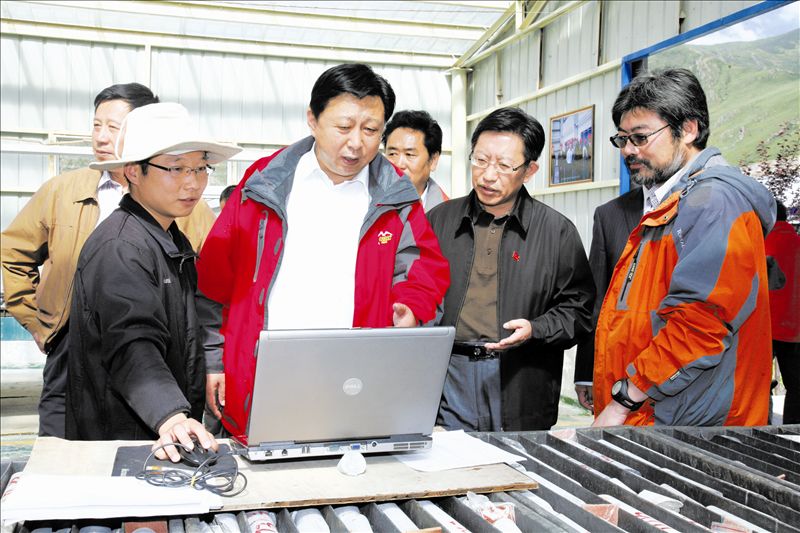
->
[471, 107, 545, 163]
[220, 185, 236, 203]
[776, 200, 787, 222]
[384, 110, 442, 157]
[612, 68, 710, 150]
[94, 82, 159, 111]
[309, 64, 395, 122]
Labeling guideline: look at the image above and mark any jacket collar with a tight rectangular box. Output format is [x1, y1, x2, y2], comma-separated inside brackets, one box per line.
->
[457, 186, 533, 236]
[119, 194, 194, 261]
[243, 136, 419, 219]
[71, 167, 104, 203]
[669, 146, 724, 195]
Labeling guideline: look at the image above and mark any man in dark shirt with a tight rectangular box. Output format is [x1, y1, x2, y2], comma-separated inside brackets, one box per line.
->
[427, 107, 594, 431]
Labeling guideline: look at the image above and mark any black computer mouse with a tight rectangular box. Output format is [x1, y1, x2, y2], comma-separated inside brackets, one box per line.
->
[178, 438, 218, 467]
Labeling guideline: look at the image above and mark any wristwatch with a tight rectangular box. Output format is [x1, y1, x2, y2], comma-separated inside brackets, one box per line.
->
[611, 379, 645, 411]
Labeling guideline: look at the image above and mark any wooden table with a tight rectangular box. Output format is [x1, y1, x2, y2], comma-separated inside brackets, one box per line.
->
[23, 437, 537, 512]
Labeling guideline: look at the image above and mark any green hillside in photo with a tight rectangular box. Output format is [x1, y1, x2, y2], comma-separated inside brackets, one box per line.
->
[649, 28, 800, 165]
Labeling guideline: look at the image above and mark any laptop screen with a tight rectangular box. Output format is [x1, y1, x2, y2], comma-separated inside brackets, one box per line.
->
[245, 327, 455, 446]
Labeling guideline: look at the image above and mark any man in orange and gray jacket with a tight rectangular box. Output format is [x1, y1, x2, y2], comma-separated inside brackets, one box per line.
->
[593, 69, 775, 427]
[0, 83, 215, 437]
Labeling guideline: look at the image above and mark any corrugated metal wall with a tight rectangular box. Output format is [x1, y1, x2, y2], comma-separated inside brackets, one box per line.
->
[0, 36, 453, 230]
[680, 0, 761, 32]
[0, 0, 767, 237]
[465, 0, 760, 251]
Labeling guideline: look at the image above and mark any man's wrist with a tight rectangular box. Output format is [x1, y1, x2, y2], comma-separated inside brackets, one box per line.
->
[156, 411, 189, 435]
[609, 399, 632, 414]
[611, 378, 645, 411]
[626, 379, 648, 403]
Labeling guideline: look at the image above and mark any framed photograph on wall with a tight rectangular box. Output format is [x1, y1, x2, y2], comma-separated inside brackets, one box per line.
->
[549, 105, 594, 186]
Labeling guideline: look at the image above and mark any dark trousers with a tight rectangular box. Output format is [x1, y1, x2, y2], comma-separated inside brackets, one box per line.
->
[775, 340, 800, 424]
[39, 328, 68, 437]
[437, 354, 502, 432]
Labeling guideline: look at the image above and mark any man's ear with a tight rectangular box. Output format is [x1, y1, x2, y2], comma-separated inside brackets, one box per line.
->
[681, 119, 699, 146]
[307, 107, 318, 136]
[429, 152, 441, 173]
[124, 163, 140, 187]
[522, 161, 539, 184]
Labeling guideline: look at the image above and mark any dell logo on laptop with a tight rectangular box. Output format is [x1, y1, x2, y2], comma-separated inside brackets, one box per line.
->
[342, 378, 363, 396]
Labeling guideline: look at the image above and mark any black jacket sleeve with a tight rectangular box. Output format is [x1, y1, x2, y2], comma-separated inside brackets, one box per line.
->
[84, 239, 191, 431]
[529, 220, 595, 349]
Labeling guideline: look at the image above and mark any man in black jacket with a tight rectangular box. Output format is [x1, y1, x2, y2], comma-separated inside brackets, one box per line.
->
[67, 102, 240, 462]
[427, 107, 594, 431]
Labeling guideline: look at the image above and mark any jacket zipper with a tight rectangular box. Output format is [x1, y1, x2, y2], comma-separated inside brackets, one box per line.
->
[618, 244, 641, 306]
[253, 213, 268, 282]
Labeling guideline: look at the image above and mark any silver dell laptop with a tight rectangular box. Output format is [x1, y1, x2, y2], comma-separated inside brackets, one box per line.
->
[233, 326, 455, 461]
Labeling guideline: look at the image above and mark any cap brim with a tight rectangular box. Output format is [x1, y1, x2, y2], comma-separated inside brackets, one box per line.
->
[89, 140, 242, 171]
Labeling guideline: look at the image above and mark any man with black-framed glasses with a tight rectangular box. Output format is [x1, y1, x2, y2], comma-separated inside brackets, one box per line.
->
[66, 102, 242, 461]
[427, 107, 595, 431]
[574, 121, 682, 415]
[592, 68, 775, 428]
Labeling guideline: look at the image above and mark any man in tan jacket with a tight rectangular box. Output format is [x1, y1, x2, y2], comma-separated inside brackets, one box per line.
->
[1, 83, 216, 437]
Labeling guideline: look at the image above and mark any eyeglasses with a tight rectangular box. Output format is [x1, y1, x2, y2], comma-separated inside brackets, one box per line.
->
[470, 155, 527, 175]
[609, 124, 669, 149]
[147, 162, 214, 178]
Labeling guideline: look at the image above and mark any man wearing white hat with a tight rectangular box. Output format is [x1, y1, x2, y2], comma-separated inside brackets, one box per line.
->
[66, 102, 240, 461]
[1, 83, 218, 438]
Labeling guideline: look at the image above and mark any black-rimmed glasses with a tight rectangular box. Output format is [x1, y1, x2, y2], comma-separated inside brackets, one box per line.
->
[609, 124, 669, 149]
[147, 162, 214, 178]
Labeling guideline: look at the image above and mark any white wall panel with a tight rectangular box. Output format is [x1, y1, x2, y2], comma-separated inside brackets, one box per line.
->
[541, 1, 600, 86]
[0, 152, 49, 191]
[0, 36, 143, 134]
[601, 1, 680, 62]
[499, 31, 540, 103]
[1, 38, 21, 130]
[468, 56, 496, 115]
[680, 1, 758, 33]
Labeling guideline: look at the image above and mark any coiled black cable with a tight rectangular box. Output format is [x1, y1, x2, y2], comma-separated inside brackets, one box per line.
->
[136, 442, 247, 497]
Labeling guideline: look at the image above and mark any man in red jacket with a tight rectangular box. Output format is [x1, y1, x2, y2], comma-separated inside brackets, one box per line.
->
[197, 64, 450, 440]
[766, 200, 800, 424]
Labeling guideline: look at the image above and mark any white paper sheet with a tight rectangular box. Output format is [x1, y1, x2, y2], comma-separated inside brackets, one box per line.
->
[1, 472, 221, 525]
[395, 430, 525, 472]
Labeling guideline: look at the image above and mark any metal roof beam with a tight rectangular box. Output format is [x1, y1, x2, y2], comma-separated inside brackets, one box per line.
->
[461, 0, 588, 68]
[519, 0, 547, 30]
[0, 19, 454, 68]
[429, 0, 515, 9]
[452, 1, 516, 68]
[25, 0, 487, 41]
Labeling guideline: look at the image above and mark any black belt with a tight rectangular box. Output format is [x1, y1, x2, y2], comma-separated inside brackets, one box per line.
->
[452, 342, 501, 360]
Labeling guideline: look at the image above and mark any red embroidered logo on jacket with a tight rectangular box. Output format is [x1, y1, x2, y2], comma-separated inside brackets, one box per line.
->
[378, 231, 393, 245]
[512, 251, 520, 262]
